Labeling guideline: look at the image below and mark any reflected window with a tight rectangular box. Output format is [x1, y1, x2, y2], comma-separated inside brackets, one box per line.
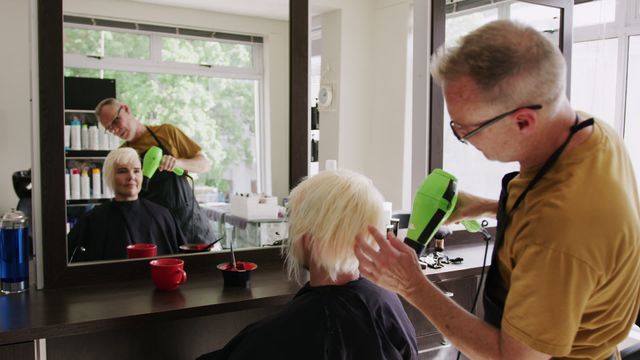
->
[162, 37, 253, 68]
[64, 28, 150, 60]
[64, 20, 264, 195]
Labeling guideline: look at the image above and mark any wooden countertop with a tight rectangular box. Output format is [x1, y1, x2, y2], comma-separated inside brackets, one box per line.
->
[0, 241, 492, 346]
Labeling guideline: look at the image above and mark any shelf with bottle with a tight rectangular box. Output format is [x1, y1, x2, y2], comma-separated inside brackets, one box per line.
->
[65, 163, 114, 205]
[64, 109, 121, 152]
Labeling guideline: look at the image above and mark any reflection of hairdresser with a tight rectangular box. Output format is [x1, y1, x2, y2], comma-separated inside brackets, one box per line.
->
[95, 98, 213, 244]
[68, 148, 185, 262]
[198, 170, 418, 360]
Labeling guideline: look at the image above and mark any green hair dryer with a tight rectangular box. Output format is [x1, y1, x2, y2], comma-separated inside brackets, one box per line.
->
[404, 169, 458, 256]
[142, 146, 184, 190]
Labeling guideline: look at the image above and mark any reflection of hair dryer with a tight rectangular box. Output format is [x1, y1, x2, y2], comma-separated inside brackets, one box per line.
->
[404, 169, 458, 256]
[142, 146, 185, 191]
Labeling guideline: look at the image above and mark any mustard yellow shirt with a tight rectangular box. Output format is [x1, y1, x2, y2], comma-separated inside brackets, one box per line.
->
[497, 116, 640, 359]
[126, 124, 201, 159]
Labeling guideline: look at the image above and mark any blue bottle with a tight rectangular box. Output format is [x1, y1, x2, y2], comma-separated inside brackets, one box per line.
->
[0, 209, 29, 294]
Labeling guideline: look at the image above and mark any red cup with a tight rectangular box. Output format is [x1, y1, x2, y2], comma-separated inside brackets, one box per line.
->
[150, 258, 187, 291]
[127, 243, 158, 259]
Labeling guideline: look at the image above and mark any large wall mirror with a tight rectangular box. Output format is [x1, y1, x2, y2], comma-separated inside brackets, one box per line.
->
[38, 0, 308, 288]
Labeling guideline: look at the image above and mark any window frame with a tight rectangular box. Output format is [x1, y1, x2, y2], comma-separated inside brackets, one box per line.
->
[426, 0, 573, 178]
[572, 0, 640, 137]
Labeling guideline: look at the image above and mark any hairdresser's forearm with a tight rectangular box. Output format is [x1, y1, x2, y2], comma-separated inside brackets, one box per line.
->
[177, 152, 210, 174]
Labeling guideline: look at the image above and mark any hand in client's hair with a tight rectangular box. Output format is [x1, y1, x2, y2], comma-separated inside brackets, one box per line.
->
[283, 169, 386, 284]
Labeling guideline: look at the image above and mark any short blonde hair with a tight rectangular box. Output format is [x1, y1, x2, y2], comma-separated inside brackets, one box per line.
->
[431, 20, 566, 114]
[95, 98, 120, 118]
[284, 169, 386, 283]
[102, 148, 141, 192]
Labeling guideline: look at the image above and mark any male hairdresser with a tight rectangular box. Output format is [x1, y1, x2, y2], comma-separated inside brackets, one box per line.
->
[355, 20, 640, 359]
[96, 98, 214, 244]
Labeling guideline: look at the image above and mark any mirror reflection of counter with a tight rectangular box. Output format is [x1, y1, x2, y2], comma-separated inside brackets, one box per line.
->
[201, 204, 288, 250]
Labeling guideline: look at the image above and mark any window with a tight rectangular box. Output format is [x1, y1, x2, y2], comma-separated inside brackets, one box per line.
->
[571, 39, 618, 126]
[441, 1, 561, 201]
[571, 0, 640, 191]
[625, 36, 640, 187]
[63, 21, 264, 195]
[573, 0, 615, 28]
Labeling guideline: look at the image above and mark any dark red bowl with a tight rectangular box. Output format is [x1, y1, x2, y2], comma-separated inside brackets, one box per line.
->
[217, 261, 257, 287]
[179, 243, 212, 253]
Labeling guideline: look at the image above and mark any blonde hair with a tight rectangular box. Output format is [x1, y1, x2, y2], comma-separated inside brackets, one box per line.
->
[102, 147, 141, 192]
[431, 20, 566, 114]
[284, 169, 386, 283]
[95, 98, 120, 118]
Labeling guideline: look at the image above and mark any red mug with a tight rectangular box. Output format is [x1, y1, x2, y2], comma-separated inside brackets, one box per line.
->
[127, 243, 158, 259]
[150, 258, 187, 291]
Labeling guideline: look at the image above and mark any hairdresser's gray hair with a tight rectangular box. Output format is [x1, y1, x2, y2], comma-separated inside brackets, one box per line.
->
[284, 169, 386, 283]
[95, 98, 120, 118]
[102, 147, 141, 193]
[431, 20, 566, 113]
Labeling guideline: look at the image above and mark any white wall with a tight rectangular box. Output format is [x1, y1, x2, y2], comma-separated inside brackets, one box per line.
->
[315, 0, 413, 210]
[0, 0, 33, 214]
[368, 0, 412, 210]
[64, 0, 291, 200]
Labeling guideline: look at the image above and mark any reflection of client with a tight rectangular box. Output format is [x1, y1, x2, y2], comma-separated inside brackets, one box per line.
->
[68, 148, 185, 262]
[198, 170, 418, 360]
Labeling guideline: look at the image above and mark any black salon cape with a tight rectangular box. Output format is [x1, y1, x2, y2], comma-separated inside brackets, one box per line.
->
[198, 278, 418, 360]
[67, 198, 185, 262]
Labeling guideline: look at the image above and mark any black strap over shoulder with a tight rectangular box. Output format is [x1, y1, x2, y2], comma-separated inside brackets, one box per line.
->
[145, 126, 173, 157]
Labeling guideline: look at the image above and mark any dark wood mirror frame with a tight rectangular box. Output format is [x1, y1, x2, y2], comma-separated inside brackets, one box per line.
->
[38, 0, 309, 288]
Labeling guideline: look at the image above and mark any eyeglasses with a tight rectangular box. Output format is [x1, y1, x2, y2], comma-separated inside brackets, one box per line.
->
[105, 106, 123, 133]
[450, 104, 543, 144]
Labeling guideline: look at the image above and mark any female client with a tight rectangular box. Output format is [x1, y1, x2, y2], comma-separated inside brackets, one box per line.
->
[198, 169, 418, 360]
[68, 147, 185, 262]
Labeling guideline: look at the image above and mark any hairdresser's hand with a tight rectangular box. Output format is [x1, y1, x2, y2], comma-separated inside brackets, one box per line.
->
[159, 154, 178, 172]
[446, 191, 498, 224]
[355, 226, 427, 299]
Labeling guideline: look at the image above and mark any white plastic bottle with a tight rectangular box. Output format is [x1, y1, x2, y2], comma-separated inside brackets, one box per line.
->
[64, 125, 71, 150]
[102, 171, 112, 198]
[70, 168, 81, 199]
[99, 125, 110, 150]
[81, 124, 89, 150]
[64, 169, 70, 199]
[80, 169, 91, 200]
[89, 126, 99, 150]
[70, 119, 82, 150]
[92, 168, 102, 198]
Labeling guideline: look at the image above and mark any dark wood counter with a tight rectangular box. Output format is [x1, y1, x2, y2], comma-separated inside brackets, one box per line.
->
[0, 262, 299, 346]
[0, 241, 492, 360]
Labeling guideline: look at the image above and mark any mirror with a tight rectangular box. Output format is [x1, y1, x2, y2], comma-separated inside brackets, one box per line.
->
[60, 0, 292, 264]
[38, 0, 308, 287]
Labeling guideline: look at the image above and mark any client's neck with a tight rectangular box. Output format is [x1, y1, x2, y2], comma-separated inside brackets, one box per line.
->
[308, 263, 358, 287]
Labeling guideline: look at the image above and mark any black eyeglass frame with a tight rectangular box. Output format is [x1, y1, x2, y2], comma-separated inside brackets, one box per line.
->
[450, 104, 543, 144]
[105, 105, 123, 133]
